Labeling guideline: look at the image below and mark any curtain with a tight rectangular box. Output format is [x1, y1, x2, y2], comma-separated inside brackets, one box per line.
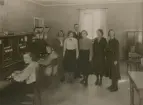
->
[79, 9, 107, 39]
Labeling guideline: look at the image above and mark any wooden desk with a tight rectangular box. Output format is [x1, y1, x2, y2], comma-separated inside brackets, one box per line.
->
[128, 71, 143, 105]
[0, 81, 11, 91]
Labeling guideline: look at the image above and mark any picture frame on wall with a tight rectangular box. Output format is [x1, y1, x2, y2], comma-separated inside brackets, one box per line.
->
[33, 17, 44, 28]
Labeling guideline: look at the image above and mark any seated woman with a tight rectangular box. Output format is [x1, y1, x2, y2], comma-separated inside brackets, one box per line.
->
[8, 52, 42, 105]
[37, 42, 60, 90]
[38, 43, 58, 77]
[8, 52, 39, 84]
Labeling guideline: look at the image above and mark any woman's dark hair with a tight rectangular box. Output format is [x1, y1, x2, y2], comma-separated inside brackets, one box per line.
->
[40, 27, 44, 33]
[33, 27, 38, 32]
[24, 52, 37, 61]
[81, 30, 88, 36]
[74, 24, 78, 27]
[44, 25, 49, 28]
[67, 30, 74, 37]
[97, 29, 104, 36]
[29, 52, 37, 61]
[108, 29, 115, 36]
[57, 30, 64, 37]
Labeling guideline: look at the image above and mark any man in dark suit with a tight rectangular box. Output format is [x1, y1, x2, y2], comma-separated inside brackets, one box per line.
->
[73, 24, 81, 40]
[73, 24, 82, 79]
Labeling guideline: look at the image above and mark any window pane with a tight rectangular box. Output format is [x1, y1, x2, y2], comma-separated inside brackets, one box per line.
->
[79, 9, 107, 39]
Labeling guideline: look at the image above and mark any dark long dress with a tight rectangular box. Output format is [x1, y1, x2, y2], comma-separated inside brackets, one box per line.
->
[93, 37, 107, 75]
[54, 38, 64, 80]
[105, 38, 120, 80]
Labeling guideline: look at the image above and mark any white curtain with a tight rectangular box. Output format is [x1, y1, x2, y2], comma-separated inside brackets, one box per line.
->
[79, 9, 107, 39]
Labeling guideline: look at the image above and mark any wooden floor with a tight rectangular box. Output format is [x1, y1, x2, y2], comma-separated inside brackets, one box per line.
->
[0, 61, 141, 105]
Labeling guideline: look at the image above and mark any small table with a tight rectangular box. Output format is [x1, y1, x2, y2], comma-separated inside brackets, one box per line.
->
[128, 71, 143, 105]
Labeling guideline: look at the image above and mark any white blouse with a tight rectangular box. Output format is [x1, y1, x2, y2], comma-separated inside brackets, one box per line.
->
[64, 38, 78, 50]
[10, 62, 39, 84]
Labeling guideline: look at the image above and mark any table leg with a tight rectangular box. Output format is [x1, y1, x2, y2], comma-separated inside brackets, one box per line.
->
[139, 94, 142, 105]
[130, 80, 134, 105]
[136, 64, 138, 71]
[130, 64, 132, 71]
[137, 64, 140, 71]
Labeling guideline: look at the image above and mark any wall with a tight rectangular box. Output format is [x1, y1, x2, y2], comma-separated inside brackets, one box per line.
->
[0, 1, 142, 58]
[0, 0, 44, 32]
[43, 3, 143, 59]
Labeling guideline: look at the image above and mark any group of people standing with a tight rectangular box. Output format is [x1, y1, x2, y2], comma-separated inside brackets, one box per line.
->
[7, 24, 121, 95]
[6, 24, 121, 105]
[56, 24, 120, 92]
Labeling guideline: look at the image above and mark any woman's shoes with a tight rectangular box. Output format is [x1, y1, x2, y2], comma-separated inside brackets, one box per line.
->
[84, 82, 88, 86]
[110, 87, 118, 92]
[95, 79, 99, 85]
[107, 85, 113, 90]
[80, 79, 85, 84]
[107, 85, 118, 92]
[80, 78, 88, 86]
[95, 79, 102, 86]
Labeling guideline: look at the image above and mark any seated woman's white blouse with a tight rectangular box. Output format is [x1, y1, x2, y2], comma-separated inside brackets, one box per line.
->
[64, 38, 78, 50]
[12, 62, 39, 84]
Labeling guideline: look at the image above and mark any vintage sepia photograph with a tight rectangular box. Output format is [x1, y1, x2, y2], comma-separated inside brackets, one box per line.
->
[0, 0, 143, 105]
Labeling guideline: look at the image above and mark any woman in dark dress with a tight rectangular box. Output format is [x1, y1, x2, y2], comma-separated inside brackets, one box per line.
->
[93, 29, 107, 86]
[78, 30, 92, 86]
[106, 29, 120, 92]
[63, 31, 78, 83]
[56, 30, 65, 82]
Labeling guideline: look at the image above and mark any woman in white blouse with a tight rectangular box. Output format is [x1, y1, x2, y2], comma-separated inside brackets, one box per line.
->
[63, 31, 79, 83]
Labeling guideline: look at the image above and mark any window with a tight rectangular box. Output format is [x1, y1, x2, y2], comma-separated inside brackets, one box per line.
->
[79, 9, 107, 39]
[137, 32, 142, 43]
[34, 17, 44, 28]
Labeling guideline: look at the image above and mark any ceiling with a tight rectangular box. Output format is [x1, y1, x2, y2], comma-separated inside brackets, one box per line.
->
[29, 0, 143, 6]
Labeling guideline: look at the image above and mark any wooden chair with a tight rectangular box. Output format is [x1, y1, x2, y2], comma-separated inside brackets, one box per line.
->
[127, 52, 141, 71]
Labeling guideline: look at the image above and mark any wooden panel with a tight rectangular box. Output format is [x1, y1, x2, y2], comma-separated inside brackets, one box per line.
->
[0, 33, 34, 80]
[0, 39, 2, 66]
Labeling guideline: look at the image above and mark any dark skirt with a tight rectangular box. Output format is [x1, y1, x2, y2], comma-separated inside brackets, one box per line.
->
[63, 49, 76, 72]
[78, 50, 90, 75]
